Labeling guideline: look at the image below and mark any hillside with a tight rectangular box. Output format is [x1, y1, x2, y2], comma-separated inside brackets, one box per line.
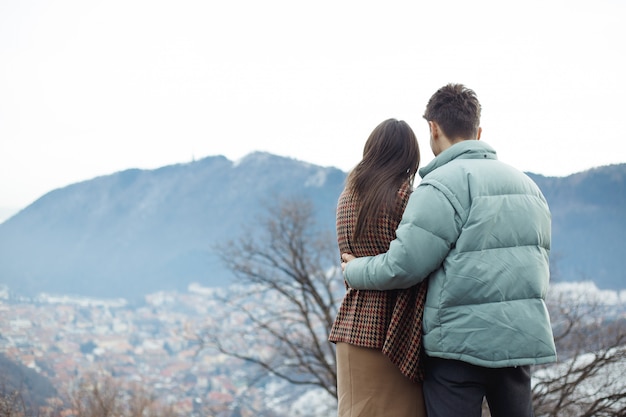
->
[528, 164, 626, 289]
[0, 154, 624, 298]
[0, 152, 345, 299]
[0, 352, 57, 410]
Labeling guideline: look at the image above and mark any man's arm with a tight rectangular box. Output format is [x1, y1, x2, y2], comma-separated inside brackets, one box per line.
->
[343, 184, 461, 290]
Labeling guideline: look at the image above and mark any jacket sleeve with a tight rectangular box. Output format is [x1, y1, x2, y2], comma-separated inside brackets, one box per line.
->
[344, 182, 462, 290]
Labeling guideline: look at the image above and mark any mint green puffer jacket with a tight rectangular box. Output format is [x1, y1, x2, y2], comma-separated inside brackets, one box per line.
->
[344, 140, 557, 368]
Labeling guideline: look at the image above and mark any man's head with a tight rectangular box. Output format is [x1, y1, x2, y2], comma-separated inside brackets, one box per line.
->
[423, 84, 482, 155]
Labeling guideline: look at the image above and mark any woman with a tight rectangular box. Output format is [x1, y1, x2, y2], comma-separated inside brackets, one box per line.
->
[330, 118, 427, 417]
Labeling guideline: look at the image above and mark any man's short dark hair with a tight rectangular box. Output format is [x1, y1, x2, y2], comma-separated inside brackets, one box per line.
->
[423, 84, 481, 140]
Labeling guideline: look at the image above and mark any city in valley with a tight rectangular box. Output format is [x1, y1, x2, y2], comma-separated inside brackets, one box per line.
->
[2, 282, 625, 416]
[0, 283, 317, 415]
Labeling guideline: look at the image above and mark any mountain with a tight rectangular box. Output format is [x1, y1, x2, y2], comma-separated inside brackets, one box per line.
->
[528, 165, 626, 289]
[0, 154, 624, 299]
[0, 152, 345, 299]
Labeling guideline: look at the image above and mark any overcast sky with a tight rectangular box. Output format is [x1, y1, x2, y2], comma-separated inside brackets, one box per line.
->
[1, 0, 625, 217]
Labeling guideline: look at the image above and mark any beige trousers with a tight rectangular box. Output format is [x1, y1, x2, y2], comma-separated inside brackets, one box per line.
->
[336, 342, 426, 417]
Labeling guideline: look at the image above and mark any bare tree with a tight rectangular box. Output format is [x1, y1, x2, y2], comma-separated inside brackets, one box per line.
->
[0, 389, 26, 417]
[67, 373, 180, 417]
[0, 378, 60, 417]
[532, 285, 626, 417]
[199, 197, 341, 404]
[69, 374, 120, 417]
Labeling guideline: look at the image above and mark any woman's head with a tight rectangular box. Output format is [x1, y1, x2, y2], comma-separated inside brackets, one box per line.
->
[360, 118, 420, 184]
[347, 118, 420, 241]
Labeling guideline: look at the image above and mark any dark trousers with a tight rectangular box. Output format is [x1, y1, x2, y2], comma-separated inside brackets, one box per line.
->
[423, 357, 534, 417]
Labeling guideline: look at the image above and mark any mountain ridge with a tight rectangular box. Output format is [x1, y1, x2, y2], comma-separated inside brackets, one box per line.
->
[0, 152, 345, 299]
[0, 153, 624, 298]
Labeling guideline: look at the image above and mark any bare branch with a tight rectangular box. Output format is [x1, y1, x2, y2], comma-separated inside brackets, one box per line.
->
[202, 197, 341, 405]
[533, 284, 626, 416]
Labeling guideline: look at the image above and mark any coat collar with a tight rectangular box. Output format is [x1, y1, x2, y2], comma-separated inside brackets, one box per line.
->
[419, 140, 498, 178]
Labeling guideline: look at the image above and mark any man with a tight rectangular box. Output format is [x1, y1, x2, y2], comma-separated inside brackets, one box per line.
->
[341, 84, 556, 417]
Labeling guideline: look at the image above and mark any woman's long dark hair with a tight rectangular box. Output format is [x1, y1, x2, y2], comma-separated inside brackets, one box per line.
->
[346, 118, 420, 242]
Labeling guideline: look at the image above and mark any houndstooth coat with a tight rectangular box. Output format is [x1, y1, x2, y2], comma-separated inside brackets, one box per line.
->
[329, 181, 427, 382]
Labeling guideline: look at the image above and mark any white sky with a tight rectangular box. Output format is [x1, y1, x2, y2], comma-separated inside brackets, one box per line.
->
[1, 0, 625, 213]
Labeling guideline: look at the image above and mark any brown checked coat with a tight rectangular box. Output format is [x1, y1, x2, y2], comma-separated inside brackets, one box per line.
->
[329, 181, 428, 382]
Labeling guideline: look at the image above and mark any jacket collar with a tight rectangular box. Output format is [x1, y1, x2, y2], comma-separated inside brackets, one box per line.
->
[419, 140, 498, 178]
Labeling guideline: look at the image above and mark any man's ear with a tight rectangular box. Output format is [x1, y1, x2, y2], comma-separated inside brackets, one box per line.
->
[476, 127, 482, 140]
[429, 121, 439, 138]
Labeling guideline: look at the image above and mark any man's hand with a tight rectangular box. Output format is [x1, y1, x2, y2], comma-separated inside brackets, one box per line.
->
[341, 253, 356, 272]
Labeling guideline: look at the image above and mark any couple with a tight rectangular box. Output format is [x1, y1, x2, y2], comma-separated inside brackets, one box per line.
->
[330, 84, 557, 417]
